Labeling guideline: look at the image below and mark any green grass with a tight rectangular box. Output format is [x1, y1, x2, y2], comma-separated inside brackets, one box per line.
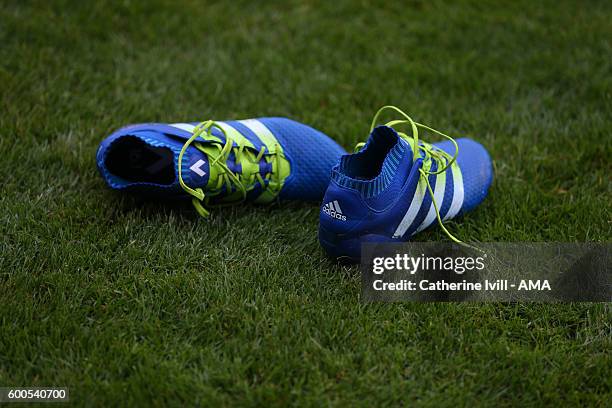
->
[1, 0, 611, 406]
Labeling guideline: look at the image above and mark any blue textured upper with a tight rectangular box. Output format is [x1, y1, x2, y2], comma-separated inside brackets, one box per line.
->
[258, 118, 346, 201]
[318, 125, 493, 261]
[96, 117, 346, 202]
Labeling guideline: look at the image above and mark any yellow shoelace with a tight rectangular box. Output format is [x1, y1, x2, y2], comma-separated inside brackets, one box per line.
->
[361, 105, 463, 243]
[178, 120, 281, 217]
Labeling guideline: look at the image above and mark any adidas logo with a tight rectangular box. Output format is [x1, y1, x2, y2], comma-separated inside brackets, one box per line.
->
[323, 200, 347, 221]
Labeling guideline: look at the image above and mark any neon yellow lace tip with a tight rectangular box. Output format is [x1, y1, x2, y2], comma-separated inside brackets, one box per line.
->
[366, 105, 475, 247]
[192, 198, 210, 217]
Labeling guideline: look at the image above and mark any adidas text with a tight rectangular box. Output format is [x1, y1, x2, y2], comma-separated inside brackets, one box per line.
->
[323, 201, 347, 221]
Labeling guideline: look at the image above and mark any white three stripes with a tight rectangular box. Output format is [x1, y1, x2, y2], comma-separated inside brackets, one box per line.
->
[392, 164, 464, 238]
[416, 171, 446, 233]
[171, 120, 276, 151]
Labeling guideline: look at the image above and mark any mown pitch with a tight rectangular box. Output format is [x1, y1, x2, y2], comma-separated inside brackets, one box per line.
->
[1, 0, 610, 405]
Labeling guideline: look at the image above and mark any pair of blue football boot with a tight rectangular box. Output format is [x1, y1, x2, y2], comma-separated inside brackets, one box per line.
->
[97, 106, 493, 262]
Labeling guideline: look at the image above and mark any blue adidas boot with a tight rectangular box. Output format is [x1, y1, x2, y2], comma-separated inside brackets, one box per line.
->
[319, 106, 493, 262]
[97, 118, 346, 216]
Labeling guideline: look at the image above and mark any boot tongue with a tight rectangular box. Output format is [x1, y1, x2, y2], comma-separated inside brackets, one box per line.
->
[128, 130, 211, 189]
